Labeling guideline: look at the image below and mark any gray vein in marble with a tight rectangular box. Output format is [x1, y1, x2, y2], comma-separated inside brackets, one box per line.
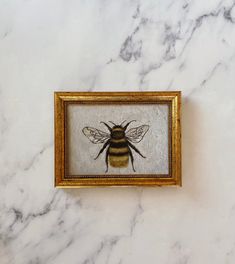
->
[1, 192, 85, 264]
[163, 23, 180, 61]
[226, 243, 235, 263]
[169, 241, 190, 264]
[44, 237, 75, 264]
[167, 79, 174, 90]
[120, 36, 142, 62]
[182, 2, 189, 10]
[31, 215, 82, 264]
[224, 2, 235, 23]
[0, 90, 8, 137]
[185, 49, 235, 96]
[119, 19, 144, 62]
[24, 142, 53, 172]
[132, 4, 140, 19]
[139, 62, 162, 90]
[0, 141, 53, 187]
[181, 1, 235, 56]
[79, 190, 143, 264]
[186, 61, 225, 97]
[81, 236, 120, 264]
[139, 22, 181, 88]
[1, 30, 10, 39]
[1, 192, 58, 245]
[200, 62, 223, 86]
[96, 0, 235, 93]
[2, 142, 53, 187]
[121, 14, 150, 59]
[129, 189, 144, 236]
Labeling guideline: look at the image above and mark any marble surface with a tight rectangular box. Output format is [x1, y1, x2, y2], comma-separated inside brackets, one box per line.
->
[0, 0, 235, 263]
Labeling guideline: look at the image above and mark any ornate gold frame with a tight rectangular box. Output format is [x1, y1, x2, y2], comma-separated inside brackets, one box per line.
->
[54, 92, 181, 187]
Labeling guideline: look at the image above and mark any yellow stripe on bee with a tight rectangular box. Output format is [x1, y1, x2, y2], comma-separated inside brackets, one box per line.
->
[112, 128, 123, 131]
[110, 138, 126, 143]
[109, 155, 129, 168]
[109, 147, 129, 154]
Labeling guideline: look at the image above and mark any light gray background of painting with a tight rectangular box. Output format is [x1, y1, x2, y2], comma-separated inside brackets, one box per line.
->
[67, 104, 169, 175]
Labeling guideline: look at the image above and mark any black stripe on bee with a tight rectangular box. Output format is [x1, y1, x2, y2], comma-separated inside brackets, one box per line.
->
[110, 141, 127, 148]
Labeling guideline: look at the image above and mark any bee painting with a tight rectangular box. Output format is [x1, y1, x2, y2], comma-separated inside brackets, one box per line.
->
[82, 120, 149, 172]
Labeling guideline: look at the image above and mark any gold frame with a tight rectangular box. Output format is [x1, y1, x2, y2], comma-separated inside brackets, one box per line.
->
[54, 91, 181, 187]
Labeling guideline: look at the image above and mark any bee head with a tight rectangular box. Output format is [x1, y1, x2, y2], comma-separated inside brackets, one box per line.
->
[111, 125, 125, 139]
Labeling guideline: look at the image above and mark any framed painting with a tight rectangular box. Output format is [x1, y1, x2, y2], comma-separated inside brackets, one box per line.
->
[54, 91, 181, 187]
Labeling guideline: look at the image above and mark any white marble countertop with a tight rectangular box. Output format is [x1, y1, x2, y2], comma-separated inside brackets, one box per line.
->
[0, 0, 235, 263]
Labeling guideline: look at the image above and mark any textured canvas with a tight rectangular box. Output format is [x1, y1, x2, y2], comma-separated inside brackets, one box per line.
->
[67, 104, 169, 176]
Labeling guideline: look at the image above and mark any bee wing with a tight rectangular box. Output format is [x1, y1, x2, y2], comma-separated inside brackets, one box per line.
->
[126, 125, 149, 143]
[82, 127, 110, 144]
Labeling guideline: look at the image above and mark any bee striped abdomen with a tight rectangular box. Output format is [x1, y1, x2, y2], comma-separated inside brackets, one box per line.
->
[108, 138, 129, 168]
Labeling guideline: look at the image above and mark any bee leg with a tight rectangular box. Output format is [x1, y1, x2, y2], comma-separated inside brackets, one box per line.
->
[105, 148, 109, 173]
[94, 140, 110, 160]
[128, 141, 146, 158]
[129, 148, 136, 172]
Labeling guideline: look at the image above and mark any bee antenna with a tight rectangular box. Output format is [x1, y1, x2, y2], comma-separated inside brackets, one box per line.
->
[120, 120, 127, 126]
[100, 121, 112, 131]
[124, 120, 136, 130]
[108, 121, 116, 126]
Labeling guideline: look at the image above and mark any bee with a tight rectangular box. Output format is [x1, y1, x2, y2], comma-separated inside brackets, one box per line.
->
[82, 120, 149, 172]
